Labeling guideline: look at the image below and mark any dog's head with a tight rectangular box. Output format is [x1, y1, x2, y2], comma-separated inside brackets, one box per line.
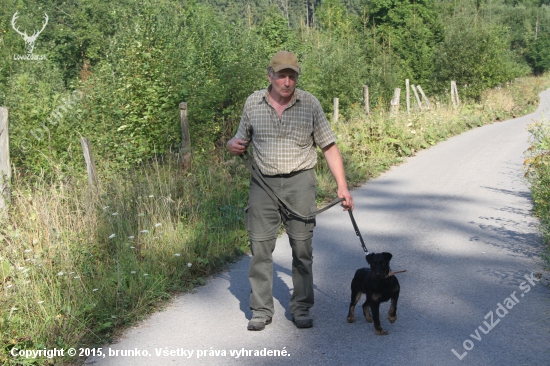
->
[366, 252, 392, 279]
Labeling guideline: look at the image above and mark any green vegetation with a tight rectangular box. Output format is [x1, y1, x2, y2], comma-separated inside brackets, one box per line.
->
[0, 0, 549, 364]
[1, 73, 548, 365]
[1, 0, 549, 174]
[525, 117, 550, 266]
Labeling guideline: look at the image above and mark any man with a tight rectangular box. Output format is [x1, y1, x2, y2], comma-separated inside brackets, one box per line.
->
[227, 51, 353, 330]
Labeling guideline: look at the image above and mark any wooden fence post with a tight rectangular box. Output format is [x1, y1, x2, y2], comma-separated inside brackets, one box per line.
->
[179, 102, 192, 167]
[80, 137, 99, 194]
[333, 98, 339, 122]
[390, 88, 401, 115]
[0, 107, 10, 212]
[406, 79, 411, 115]
[451, 81, 460, 108]
[411, 84, 423, 111]
[416, 85, 431, 110]
[363, 85, 370, 115]
[453, 81, 460, 107]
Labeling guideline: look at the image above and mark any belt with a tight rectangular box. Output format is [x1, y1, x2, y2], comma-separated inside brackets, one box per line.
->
[263, 169, 309, 178]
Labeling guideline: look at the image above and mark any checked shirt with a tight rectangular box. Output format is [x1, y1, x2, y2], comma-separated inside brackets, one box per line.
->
[235, 87, 336, 176]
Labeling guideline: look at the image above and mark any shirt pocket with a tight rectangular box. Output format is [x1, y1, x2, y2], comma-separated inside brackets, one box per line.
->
[291, 119, 314, 147]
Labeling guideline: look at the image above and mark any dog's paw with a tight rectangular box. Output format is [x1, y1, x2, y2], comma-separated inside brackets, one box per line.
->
[388, 314, 397, 323]
[346, 316, 355, 323]
[375, 328, 388, 336]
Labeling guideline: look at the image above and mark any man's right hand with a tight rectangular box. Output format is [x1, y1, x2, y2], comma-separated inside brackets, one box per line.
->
[227, 138, 249, 156]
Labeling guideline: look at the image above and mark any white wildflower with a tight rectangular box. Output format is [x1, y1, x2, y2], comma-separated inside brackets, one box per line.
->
[57, 271, 64, 276]
[92, 288, 98, 292]
[174, 253, 181, 257]
[111, 212, 119, 216]
[148, 195, 154, 198]
[6, 284, 13, 288]
[24, 249, 32, 253]
[103, 206, 110, 210]
[131, 271, 136, 274]
[74, 276, 80, 279]
[187, 263, 192, 268]
[128, 236, 134, 239]
[109, 234, 116, 239]
[143, 273, 149, 276]
[155, 223, 162, 228]
[38, 301, 44, 304]
[140, 230, 149, 233]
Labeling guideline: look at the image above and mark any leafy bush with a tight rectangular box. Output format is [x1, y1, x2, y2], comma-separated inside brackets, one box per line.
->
[432, 17, 530, 100]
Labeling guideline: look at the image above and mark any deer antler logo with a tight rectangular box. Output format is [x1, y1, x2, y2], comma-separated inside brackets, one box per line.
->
[11, 12, 49, 54]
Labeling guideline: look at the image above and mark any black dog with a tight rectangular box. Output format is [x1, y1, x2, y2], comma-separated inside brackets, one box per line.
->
[346, 252, 400, 335]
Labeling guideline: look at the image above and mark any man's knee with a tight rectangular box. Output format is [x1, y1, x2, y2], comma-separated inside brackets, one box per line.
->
[289, 236, 313, 260]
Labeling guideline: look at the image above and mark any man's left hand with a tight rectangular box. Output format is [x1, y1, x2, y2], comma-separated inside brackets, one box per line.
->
[338, 186, 354, 211]
[322, 143, 354, 211]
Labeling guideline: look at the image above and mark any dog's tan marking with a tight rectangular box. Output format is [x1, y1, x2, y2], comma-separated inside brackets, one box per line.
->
[375, 328, 388, 335]
[371, 293, 381, 302]
[347, 310, 355, 323]
[388, 306, 397, 323]
[363, 304, 373, 323]
[347, 292, 363, 323]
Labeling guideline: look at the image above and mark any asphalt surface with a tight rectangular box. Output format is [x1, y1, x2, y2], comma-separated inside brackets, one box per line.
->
[85, 90, 550, 366]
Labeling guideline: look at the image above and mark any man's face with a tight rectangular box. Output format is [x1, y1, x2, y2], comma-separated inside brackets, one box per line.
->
[268, 69, 298, 100]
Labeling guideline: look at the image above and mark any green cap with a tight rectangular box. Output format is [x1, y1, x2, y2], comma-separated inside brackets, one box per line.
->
[269, 51, 300, 74]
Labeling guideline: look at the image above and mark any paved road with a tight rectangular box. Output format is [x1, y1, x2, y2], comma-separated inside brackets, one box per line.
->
[86, 91, 550, 366]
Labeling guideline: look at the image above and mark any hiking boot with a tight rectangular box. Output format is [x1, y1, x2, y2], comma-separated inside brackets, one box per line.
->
[247, 315, 272, 331]
[292, 313, 313, 328]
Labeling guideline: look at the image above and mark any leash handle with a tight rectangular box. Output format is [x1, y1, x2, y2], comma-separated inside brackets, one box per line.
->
[348, 209, 369, 255]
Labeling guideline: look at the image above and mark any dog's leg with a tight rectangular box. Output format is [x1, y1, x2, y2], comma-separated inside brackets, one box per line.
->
[347, 291, 362, 323]
[371, 302, 387, 335]
[388, 288, 399, 324]
[362, 300, 373, 323]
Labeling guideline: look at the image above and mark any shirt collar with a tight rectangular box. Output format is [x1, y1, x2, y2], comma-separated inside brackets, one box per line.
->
[263, 86, 300, 107]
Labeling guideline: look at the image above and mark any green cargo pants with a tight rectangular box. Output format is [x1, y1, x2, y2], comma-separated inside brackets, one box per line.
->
[246, 168, 317, 318]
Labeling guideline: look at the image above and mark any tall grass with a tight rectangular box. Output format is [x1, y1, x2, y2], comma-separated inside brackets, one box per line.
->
[0, 153, 250, 364]
[1, 74, 549, 365]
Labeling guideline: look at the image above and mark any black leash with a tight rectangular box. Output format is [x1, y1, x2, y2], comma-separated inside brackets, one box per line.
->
[239, 151, 369, 254]
[348, 210, 370, 255]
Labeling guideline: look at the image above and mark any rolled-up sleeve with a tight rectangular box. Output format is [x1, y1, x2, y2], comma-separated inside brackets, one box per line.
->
[235, 98, 252, 141]
[312, 98, 336, 149]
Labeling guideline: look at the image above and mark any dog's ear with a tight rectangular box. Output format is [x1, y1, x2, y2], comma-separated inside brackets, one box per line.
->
[382, 252, 393, 262]
[366, 253, 374, 264]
